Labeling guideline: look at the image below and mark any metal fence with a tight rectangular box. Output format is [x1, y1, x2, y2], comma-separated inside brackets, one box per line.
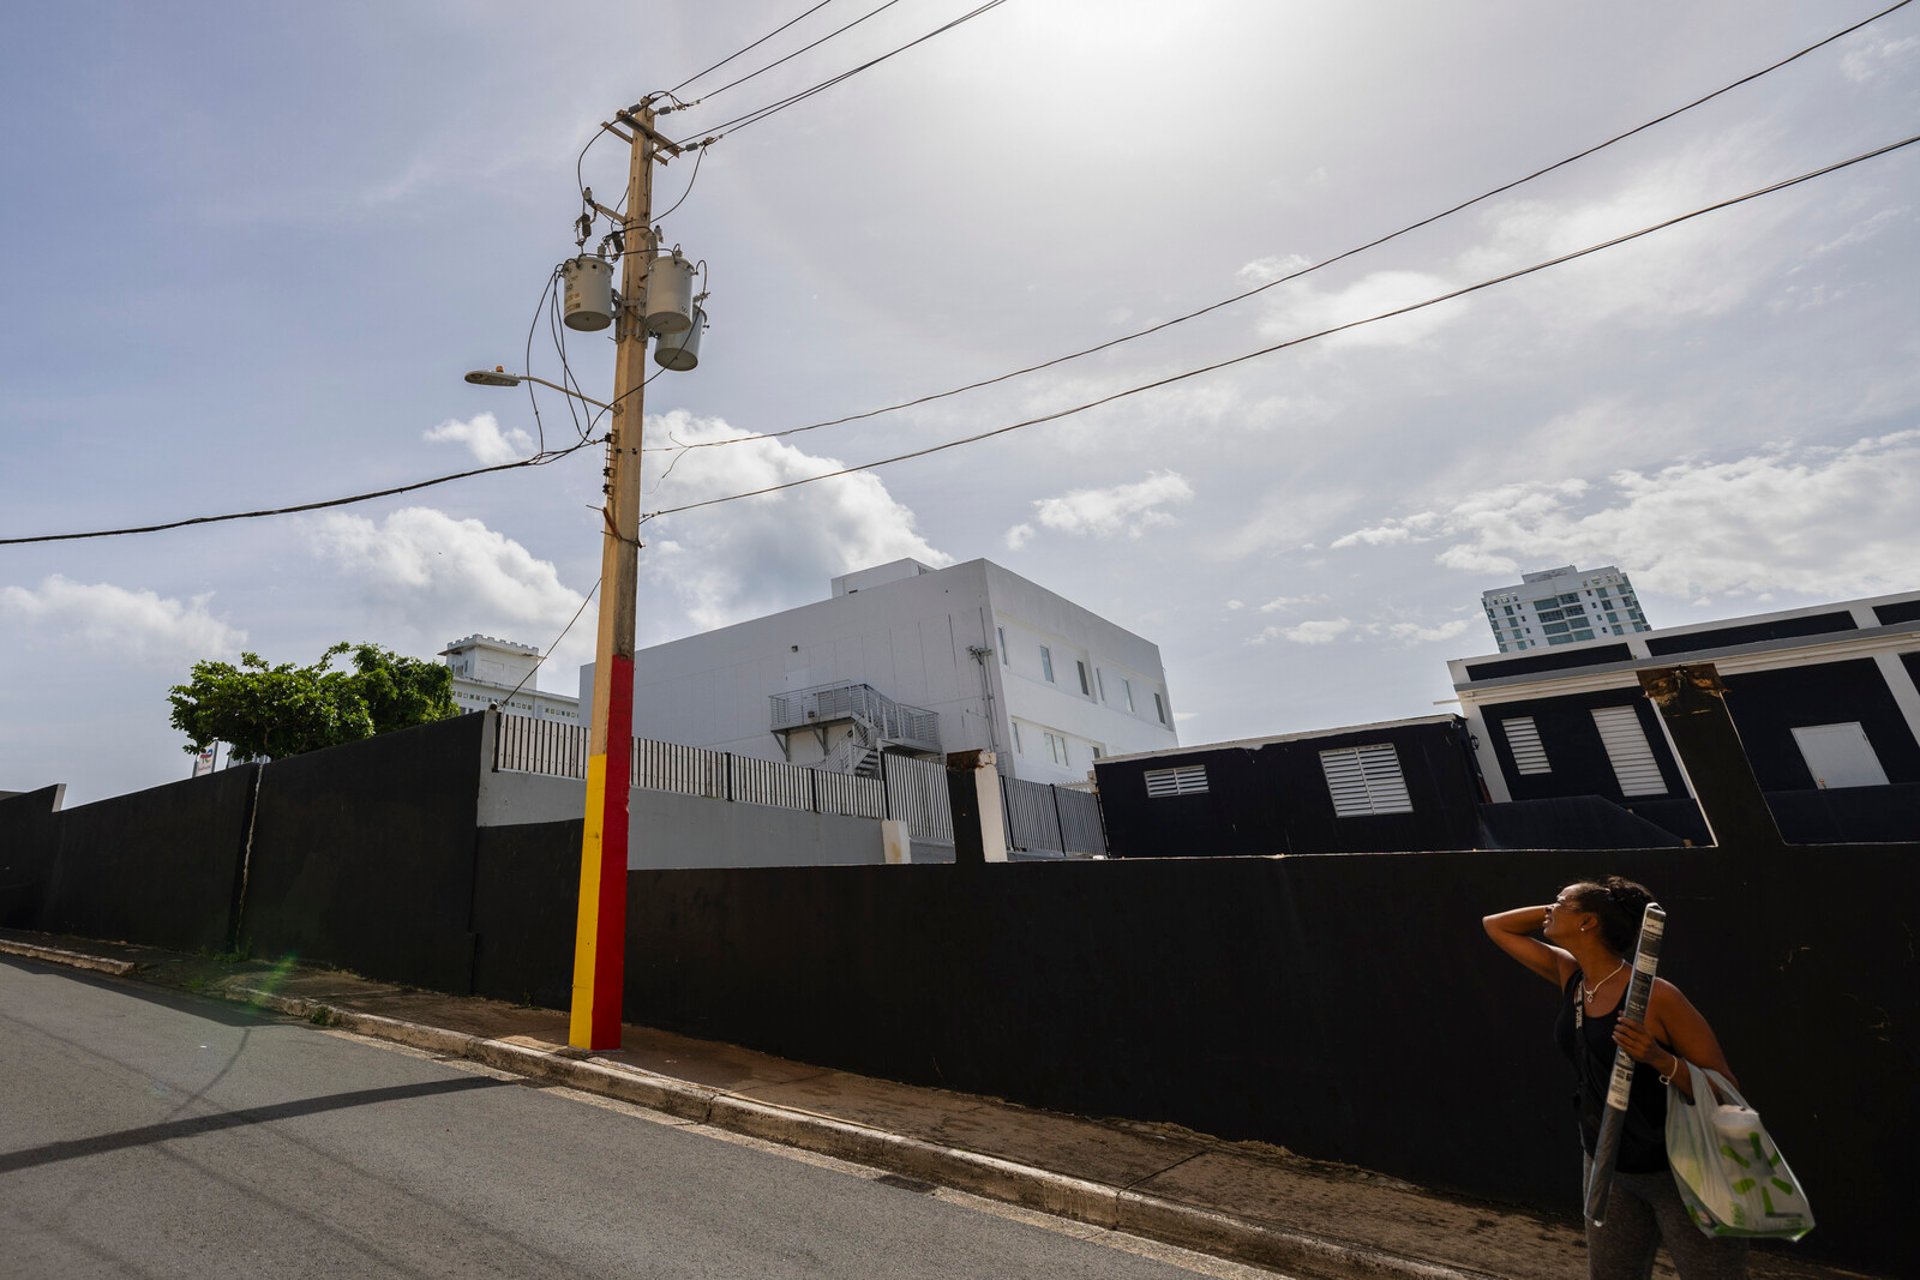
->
[493, 715, 886, 821]
[881, 753, 954, 843]
[492, 712, 1100, 853]
[1002, 775, 1108, 856]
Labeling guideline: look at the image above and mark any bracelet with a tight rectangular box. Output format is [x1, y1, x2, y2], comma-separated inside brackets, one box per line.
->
[1659, 1055, 1683, 1085]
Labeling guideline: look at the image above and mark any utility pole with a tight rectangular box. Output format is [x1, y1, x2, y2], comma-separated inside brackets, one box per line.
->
[569, 102, 668, 1051]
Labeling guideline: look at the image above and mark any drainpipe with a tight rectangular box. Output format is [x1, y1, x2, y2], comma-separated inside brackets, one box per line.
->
[968, 629, 999, 756]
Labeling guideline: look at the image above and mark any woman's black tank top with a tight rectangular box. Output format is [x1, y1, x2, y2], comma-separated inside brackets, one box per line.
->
[1552, 971, 1669, 1173]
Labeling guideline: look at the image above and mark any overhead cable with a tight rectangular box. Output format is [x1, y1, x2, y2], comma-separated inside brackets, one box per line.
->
[0, 436, 604, 546]
[676, 0, 1010, 145]
[654, 0, 1915, 456]
[670, 0, 841, 95]
[640, 132, 1920, 519]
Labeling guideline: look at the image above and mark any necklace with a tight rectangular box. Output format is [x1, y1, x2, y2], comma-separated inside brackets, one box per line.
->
[1574, 959, 1627, 1030]
[1581, 960, 1627, 999]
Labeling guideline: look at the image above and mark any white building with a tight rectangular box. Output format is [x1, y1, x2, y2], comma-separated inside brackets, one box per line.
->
[1480, 564, 1649, 653]
[440, 635, 581, 725]
[580, 557, 1179, 784]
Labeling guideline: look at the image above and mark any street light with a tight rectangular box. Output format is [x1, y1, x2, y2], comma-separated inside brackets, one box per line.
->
[464, 368, 615, 413]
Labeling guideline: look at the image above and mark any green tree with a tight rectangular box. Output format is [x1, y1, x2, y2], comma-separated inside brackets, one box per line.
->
[168, 642, 457, 763]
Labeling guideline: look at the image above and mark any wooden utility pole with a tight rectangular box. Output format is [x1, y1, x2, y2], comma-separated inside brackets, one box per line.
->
[569, 103, 663, 1051]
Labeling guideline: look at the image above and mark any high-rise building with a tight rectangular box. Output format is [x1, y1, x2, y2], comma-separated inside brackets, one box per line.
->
[440, 634, 581, 724]
[1479, 565, 1649, 652]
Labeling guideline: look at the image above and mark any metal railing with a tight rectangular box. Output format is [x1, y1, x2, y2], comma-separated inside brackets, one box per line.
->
[493, 714, 885, 820]
[492, 712, 1101, 853]
[769, 682, 941, 753]
[1002, 774, 1107, 856]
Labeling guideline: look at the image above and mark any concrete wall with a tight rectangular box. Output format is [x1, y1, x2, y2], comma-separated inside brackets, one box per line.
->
[479, 767, 887, 869]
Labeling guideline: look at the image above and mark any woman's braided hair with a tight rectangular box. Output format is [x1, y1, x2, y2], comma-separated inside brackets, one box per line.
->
[1568, 876, 1655, 953]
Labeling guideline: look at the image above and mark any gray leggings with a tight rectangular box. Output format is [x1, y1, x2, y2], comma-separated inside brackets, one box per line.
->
[1583, 1157, 1749, 1280]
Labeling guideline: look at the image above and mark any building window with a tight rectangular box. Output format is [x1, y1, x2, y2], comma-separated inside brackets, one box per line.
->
[1319, 744, 1414, 816]
[1076, 659, 1091, 696]
[1040, 645, 1054, 683]
[1144, 764, 1208, 797]
[1153, 692, 1167, 724]
[1011, 722, 1023, 754]
[1091, 745, 1104, 759]
[1096, 668, 1106, 702]
[1044, 731, 1068, 765]
[1502, 717, 1552, 774]
[1122, 678, 1135, 713]
[1791, 722, 1889, 789]
[1591, 707, 1666, 797]
[997, 626, 1008, 664]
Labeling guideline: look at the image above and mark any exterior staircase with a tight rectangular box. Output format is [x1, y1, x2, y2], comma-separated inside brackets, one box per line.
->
[770, 681, 941, 774]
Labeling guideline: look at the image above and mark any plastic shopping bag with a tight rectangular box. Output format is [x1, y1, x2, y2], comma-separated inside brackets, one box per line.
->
[1666, 1061, 1814, 1240]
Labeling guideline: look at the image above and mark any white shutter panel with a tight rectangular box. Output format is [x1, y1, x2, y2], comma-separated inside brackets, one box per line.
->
[1591, 707, 1666, 797]
[1319, 744, 1414, 816]
[1144, 764, 1209, 797]
[1502, 717, 1551, 774]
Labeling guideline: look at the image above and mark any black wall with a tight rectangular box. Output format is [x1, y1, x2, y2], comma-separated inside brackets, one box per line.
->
[37, 767, 258, 954]
[1461, 643, 1634, 681]
[239, 713, 486, 993]
[1722, 659, 1920, 790]
[1095, 722, 1482, 858]
[0, 785, 66, 927]
[566, 845, 1910, 1273]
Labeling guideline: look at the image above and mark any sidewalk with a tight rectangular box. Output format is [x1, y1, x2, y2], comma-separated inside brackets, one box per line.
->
[0, 929, 1867, 1280]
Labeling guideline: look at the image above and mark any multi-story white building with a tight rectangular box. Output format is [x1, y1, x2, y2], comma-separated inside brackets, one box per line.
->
[579, 557, 1179, 784]
[440, 635, 581, 725]
[1480, 565, 1649, 653]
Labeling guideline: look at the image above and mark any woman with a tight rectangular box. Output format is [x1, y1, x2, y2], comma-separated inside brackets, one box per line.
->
[1483, 877, 1748, 1280]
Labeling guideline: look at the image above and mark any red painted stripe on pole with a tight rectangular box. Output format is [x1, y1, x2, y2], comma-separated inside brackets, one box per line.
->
[591, 653, 636, 1047]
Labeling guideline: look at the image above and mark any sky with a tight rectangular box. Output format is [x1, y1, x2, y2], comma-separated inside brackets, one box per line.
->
[3, 1, 1917, 804]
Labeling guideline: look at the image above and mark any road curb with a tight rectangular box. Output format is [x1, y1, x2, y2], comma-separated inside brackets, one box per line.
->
[9, 939, 1494, 1280]
[0, 937, 137, 976]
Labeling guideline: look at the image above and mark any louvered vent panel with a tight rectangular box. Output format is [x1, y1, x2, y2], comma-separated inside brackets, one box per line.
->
[1144, 764, 1209, 797]
[1319, 744, 1414, 816]
[1502, 717, 1552, 775]
[1591, 707, 1666, 797]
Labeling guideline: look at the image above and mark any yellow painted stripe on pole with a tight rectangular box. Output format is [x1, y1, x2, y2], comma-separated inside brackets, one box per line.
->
[569, 753, 609, 1046]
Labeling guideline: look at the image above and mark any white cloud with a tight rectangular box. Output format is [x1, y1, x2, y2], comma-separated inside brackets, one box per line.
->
[1004, 523, 1035, 550]
[1, 576, 245, 664]
[637, 410, 953, 631]
[1026, 470, 1195, 540]
[1329, 525, 1415, 549]
[423, 412, 534, 465]
[1841, 33, 1919, 83]
[1256, 593, 1328, 613]
[314, 507, 594, 671]
[1251, 617, 1353, 646]
[1346, 432, 1920, 602]
[1224, 599, 1245, 611]
[1254, 268, 1467, 352]
[1377, 618, 1472, 645]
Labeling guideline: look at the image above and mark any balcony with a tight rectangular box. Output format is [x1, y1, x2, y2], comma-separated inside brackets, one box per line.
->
[769, 681, 942, 756]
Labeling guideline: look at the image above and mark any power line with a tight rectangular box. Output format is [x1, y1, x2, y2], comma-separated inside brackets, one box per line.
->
[0, 435, 604, 547]
[651, 0, 1915, 458]
[679, 0, 908, 106]
[670, 0, 841, 95]
[494, 577, 602, 710]
[675, 0, 1011, 145]
[640, 132, 1920, 520]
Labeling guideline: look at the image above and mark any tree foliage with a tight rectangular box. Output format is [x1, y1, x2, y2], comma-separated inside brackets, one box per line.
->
[169, 642, 457, 762]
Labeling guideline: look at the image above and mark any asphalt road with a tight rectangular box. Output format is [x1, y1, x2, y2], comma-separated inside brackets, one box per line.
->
[0, 958, 1274, 1279]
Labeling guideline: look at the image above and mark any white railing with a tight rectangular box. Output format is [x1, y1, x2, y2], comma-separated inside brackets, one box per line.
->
[493, 713, 884, 820]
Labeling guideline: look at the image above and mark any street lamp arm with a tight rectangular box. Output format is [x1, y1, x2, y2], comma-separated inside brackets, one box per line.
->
[464, 369, 615, 413]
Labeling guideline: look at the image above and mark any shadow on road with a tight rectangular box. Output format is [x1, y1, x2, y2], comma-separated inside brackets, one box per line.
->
[0, 1076, 508, 1174]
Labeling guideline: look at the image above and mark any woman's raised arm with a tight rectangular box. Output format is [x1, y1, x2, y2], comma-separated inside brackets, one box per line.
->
[1483, 904, 1575, 985]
